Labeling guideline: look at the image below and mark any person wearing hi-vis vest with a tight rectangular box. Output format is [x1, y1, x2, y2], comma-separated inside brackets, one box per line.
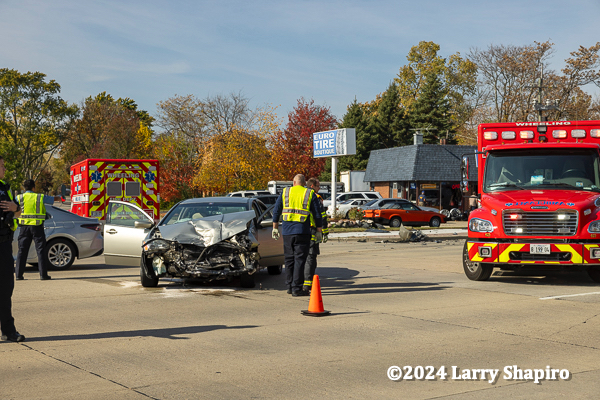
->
[15, 179, 60, 281]
[271, 174, 322, 296]
[303, 177, 328, 293]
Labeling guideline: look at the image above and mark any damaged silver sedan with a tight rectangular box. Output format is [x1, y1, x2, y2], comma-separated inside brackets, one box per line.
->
[103, 198, 284, 288]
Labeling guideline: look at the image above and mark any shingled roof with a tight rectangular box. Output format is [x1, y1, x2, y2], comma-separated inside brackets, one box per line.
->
[364, 144, 478, 182]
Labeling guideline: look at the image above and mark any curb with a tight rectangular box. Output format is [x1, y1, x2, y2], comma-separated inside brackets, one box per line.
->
[328, 233, 468, 243]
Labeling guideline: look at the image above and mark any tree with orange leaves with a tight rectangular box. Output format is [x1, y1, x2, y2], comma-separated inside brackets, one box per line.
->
[270, 98, 337, 180]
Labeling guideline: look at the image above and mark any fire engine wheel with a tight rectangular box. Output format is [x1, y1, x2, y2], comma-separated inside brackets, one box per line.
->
[390, 217, 402, 228]
[462, 241, 493, 281]
[45, 239, 76, 270]
[140, 261, 159, 287]
[429, 217, 441, 227]
[240, 272, 256, 288]
[587, 268, 600, 283]
[267, 265, 283, 275]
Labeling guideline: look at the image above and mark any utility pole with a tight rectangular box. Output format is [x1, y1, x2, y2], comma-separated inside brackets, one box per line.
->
[530, 65, 559, 121]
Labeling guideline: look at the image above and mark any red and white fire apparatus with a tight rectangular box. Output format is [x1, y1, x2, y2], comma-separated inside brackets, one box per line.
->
[70, 159, 160, 222]
[462, 120, 600, 282]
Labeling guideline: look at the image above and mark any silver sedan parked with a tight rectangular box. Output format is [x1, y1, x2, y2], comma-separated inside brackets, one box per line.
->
[13, 205, 104, 270]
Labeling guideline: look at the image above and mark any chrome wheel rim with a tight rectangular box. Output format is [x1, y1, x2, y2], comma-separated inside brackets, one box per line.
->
[48, 243, 72, 267]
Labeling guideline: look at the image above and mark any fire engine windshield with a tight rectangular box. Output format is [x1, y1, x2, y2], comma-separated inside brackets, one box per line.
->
[483, 148, 600, 193]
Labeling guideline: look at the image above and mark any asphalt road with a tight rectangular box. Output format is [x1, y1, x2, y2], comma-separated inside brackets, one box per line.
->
[3, 238, 600, 399]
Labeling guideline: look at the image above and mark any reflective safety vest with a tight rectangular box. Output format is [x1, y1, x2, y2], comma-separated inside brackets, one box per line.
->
[310, 193, 328, 240]
[16, 193, 46, 226]
[282, 186, 313, 223]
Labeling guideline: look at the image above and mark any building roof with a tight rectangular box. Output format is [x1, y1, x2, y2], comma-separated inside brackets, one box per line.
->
[364, 144, 478, 182]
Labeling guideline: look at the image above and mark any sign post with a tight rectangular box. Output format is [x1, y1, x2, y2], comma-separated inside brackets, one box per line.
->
[312, 128, 356, 218]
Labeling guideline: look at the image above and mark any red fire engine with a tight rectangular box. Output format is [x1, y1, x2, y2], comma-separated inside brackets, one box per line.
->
[70, 159, 160, 222]
[462, 120, 600, 282]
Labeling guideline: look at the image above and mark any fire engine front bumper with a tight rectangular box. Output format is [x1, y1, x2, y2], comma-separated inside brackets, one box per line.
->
[466, 241, 600, 265]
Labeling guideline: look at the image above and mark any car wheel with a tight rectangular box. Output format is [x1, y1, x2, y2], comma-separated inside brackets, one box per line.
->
[390, 217, 402, 228]
[240, 272, 256, 288]
[140, 260, 159, 287]
[267, 265, 282, 275]
[462, 241, 493, 281]
[429, 217, 441, 227]
[45, 239, 76, 270]
[588, 268, 600, 283]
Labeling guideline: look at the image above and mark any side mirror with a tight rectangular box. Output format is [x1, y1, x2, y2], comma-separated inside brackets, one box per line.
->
[460, 156, 470, 194]
[135, 221, 153, 229]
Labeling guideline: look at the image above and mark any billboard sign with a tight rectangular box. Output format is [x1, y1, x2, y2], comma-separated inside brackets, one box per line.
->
[313, 128, 356, 158]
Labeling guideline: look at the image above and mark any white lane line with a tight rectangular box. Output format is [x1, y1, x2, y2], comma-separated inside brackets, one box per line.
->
[540, 291, 600, 300]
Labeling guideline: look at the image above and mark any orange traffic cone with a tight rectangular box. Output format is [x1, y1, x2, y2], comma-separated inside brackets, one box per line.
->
[301, 275, 330, 316]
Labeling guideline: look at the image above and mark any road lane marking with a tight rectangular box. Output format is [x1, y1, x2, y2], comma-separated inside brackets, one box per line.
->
[540, 291, 600, 300]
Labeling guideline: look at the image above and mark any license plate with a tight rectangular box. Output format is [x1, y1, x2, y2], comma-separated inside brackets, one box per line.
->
[530, 244, 550, 255]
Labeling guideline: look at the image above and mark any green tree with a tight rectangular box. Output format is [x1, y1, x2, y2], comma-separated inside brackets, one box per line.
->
[410, 72, 456, 144]
[61, 92, 151, 166]
[0, 69, 78, 187]
[366, 82, 409, 147]
[395, 41, 477, 139]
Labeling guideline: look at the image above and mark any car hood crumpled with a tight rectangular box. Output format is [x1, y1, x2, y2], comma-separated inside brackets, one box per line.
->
[157, 210, 256, 247]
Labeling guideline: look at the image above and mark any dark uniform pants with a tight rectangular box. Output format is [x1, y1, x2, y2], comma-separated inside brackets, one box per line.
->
[304, 240, 320, 288]
[283, 234, 310, 293]
[16, 225, 48, 278]
[0, 241, 16, 336]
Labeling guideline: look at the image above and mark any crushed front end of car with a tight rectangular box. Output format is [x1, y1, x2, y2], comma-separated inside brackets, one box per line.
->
[141, 211, 260, 282]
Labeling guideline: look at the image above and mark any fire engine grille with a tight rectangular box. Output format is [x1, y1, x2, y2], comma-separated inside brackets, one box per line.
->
[502, 210, 578, 236]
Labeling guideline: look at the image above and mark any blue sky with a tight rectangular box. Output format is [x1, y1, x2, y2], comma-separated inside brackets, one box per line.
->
[2, 0, 599, 127]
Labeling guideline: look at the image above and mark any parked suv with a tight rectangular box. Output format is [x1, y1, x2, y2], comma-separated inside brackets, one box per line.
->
[227, 190, 271, 197]
[322, 191, 382, 207]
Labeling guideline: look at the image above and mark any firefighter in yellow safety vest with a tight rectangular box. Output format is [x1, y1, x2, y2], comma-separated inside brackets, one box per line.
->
[15, 179, 60, 280]
[271, 174, 322, 296]
[303, 177, 328, 292]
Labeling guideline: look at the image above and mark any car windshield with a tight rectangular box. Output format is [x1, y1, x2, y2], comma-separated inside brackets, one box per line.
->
[483, 148, 600, 193]
[161, 202, 249, 225]
[363, 200, 378, 207]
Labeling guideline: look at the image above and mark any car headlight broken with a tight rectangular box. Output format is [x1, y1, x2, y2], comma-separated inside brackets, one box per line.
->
[143, 239, 171, 252]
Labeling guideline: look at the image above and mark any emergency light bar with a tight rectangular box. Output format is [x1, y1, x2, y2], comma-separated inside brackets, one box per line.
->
[520, 131, 534, 139]
[572, 129, 586, 138]
[552, 130, 567, 139]
[484, 131, 498, 140]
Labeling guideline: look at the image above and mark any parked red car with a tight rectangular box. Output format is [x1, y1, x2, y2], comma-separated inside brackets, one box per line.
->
[363, 201, 447, 227]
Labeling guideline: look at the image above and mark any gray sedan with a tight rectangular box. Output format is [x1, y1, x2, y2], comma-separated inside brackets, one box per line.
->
[103, 198, 284, 288]
[13, 205, 104, 270]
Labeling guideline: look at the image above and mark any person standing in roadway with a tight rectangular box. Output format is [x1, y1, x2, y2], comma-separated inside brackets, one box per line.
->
[15, 179, 60, 281]
[303, 177, 328, 292]
[271, 174, 322, 296]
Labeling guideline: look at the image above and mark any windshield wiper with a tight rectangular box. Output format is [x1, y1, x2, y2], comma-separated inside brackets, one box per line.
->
[488, 182, 524, 190]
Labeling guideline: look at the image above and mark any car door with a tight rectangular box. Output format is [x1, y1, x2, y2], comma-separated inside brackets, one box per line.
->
[254, 205, 284, 267]
[104, 201, 154, 266]
[399, 202, 425, 225]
